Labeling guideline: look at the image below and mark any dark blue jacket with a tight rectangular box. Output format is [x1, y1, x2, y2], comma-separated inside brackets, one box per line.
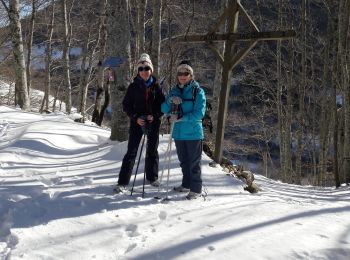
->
[123, 76, 165, 121]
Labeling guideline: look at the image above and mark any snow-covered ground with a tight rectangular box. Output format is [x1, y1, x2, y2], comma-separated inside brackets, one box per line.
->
[0, 105, 349, 260]
[0, 79, 71, 114]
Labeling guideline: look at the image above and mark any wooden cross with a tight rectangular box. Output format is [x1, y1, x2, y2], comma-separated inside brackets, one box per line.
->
[176, 0, 296, 163]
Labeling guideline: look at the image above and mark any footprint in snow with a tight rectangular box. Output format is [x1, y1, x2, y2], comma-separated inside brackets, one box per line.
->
[125, 243, 137, 253]
[75, 177, 93, 186]
[207, 246, 215, 251]
[47, 190, 60, 200]
[158, 211, 167, 220]
[317, 234, 329, 239]
[125, 224, 140, 237]
[38, 176, 62, 187]
[8, 194, 31, 202]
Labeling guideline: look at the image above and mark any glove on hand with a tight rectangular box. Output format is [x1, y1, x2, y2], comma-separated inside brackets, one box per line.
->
[170, 96, 182, 105]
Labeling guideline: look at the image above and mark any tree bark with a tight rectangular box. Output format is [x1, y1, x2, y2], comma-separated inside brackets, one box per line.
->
[61, 0, 72, 114]
[76, 30, 92, 114]
[41, 0, 55, 113]
[339, 0, 350, 183]
[319, 20, 332, 186]
[330, 1, 341, 188]
[8, 0, 30, 110]
[295, 0, 307, 185]
[276, 0, 286, 181]
[211, 0, 227, 142]
[107, 0, 131, 141]
[92, 0, 108, 126]
[136, 0, 147, 58]
[151, 0, 162, 77]
[26, 0, 36, 95]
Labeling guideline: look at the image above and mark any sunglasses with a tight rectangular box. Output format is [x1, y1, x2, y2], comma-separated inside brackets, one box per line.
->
[138, 66, 151, 72]
[177, 72, 190, 76]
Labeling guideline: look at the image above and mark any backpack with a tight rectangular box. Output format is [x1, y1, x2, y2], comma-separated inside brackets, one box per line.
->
[182, 85, 213, 133]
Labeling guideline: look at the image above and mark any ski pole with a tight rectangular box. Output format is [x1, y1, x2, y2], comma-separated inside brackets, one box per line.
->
[163, 121, 175, 200]
[130, 133, 146, 196]
[156, 121, 174, 197]
[142, 134, 148, 198]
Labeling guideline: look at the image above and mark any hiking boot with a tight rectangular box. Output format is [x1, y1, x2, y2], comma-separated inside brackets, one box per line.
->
[173, 185, 190, 192]
[150, 180, 160, 187]
[113, 184, 127, 194]
[185, 191, 201, 200]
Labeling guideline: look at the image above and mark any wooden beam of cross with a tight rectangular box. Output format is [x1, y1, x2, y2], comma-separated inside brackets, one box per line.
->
[176, 0, 296, 163]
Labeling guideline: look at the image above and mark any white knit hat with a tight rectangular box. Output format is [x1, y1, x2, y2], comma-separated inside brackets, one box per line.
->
[137, 53, 154, 72]
[177, 60, 193, 76]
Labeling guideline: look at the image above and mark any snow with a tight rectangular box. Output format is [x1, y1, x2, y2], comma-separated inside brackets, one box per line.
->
[0, 105, 349, 260]
[0, 79, 75, 115]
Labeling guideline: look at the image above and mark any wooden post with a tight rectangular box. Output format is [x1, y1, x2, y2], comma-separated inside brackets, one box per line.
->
[214, 0, 238, 163]
[176, 0, 296, 163]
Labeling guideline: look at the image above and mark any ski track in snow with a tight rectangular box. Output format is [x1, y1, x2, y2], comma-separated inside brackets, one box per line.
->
[0, 106, 350, 260]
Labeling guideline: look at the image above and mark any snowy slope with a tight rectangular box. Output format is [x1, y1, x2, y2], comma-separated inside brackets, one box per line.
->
[0, 106, 349, 260]
[0, 79, 71, 113]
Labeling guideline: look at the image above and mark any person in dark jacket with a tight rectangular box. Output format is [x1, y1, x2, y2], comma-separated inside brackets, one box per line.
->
[114, 53, 165, 193]
[161, 60, 206, 200]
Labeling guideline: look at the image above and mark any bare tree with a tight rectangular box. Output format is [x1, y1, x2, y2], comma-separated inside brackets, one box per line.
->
[25, 0, 36, 95]
[211, 0, 227, 141]
[77, 0, 107, 121]
[61, 0, 72, 113]
[92, 0, 108, 126]
[338, 0, 350, 183]
[1, 0, 30, 110]
[295, 0, 307, 185]
[150, 0, 162, 77]
[136, 0, 147, 57]
[40, 0, 55, 113]
[107, 0, 131, 141]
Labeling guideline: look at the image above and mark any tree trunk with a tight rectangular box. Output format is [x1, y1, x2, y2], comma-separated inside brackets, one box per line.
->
[61, 0, 72, 114]
[136, 0, 147, 58]
[77, 31, 91, 114]
[295, 0, 307, 185]
[330, 1, 341, 188]
[8, 0, 30, 110]
[151, 0, 162, 77]
[285, 39, 293, 181]
[107, 0, 131, 141]
[40, 0, 55, 113]
[319, 20, 332, 186]
[78, 2, 107, 121]
[310, 50, 318, 178]
[276, 0, 286, 181]
[340, 0, 350, 183]
[92, 0, 108, 126]
[211, 0, 227, 141]
[26, 0, 36, 95]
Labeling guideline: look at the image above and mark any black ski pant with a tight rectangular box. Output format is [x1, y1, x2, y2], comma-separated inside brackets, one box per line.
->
[118, 120, 160, 186]
[174, 140, 202, 193]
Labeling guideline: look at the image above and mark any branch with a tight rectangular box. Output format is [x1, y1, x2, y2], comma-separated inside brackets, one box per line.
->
[0, 0, 9, 13]
[183, 0, 195, 39]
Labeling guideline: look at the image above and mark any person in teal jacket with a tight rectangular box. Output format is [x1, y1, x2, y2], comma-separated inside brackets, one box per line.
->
[161, 60, 206, 200]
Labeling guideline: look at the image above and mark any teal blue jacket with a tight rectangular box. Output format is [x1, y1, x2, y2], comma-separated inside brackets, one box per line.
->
[161, 80, 206, 140]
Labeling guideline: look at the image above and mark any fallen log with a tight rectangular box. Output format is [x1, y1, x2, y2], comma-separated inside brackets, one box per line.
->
[203, 140, 260, 193]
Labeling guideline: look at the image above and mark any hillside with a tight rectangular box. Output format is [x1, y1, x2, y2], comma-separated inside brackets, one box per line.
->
[1, 0, 349, 186]
[0, 106, 350, 259]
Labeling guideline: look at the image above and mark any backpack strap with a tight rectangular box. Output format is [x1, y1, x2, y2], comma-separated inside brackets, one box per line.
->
[182, 85, 199, 104]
